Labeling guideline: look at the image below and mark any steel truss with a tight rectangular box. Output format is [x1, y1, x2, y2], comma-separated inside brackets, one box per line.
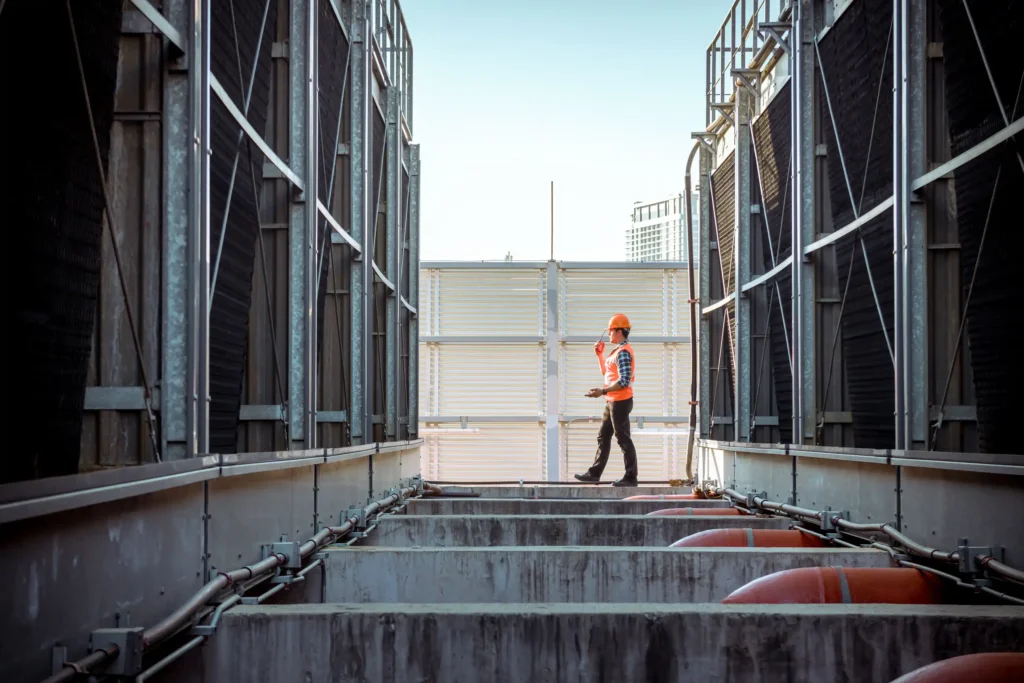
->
[692, 0, 1022, 452]
[72, 0, 419, 462]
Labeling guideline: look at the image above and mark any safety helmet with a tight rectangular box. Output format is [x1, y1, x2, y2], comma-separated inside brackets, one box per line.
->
[607, 313, 631, 330]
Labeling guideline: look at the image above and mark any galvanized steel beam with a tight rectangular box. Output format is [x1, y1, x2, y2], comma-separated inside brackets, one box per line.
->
[545, 262, 560, 481]
[407, 144, 421, 438]
[698, 144, 713, 439]
[733, 80, 753, 442]
[385, 87, 401, 438]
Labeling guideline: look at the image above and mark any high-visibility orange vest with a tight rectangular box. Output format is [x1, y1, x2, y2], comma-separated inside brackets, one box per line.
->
[604, 342, 636, 402]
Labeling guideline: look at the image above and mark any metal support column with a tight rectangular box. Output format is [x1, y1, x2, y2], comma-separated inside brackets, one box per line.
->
[903, 0, 929, 449]
[892, 0, 908, 450]
[407, 144, 421, 438]
[162, 0, 191, 459]
[188, 0, 211, 455]
[349, 1, 371, 444]
[288, 0, 318, 448]
[698, 145, 713, 439]
[791, 0, 816, 444]
[384, 87, 401, 438]
[734, 81, 753, 441]
[545, 261, 560, 481]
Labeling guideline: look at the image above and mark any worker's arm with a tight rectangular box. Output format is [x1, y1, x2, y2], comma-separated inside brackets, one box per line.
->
[594, 341, 605, 374]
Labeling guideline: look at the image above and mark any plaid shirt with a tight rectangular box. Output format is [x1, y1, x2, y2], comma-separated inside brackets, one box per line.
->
[613, 342, 633, 388]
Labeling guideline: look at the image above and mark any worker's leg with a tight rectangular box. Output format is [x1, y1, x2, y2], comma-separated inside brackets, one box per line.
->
[610, 398, 638, 481]
[585, 401, 615, 478]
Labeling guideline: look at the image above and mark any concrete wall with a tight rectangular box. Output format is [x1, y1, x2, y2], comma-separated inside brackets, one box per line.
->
[194, 603, 1024, 683]
[325, 547, 891, 603]
[366, 515, 791, 547]
[407, 498, 731, 515]
[429, 485, 691, 499]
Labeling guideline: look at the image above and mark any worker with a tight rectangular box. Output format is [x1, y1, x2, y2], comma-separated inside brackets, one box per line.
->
[574, 314, 638, 487]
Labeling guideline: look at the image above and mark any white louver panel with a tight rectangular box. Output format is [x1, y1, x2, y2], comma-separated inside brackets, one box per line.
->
[562, 343, 685, 417]
[436, 269, 545, 335]
[563, 269, 673, 336]
[562, 423, 684, 481]
[420, 423, 545, 481]
[436, 345, 544, 416]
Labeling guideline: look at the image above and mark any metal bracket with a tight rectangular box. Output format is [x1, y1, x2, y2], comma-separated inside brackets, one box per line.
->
[89, 628, 145, 676]
[345, 507, 368, 529]
[819, 509, 849, 535]
[691, 132, 716, 156]
[957, 538, 998, 575]
[732, 68, 761, 98]
[745, 491, 767, 509]
[262, 541, 302, 570]
[709, 103, 735, 129]
[758, 21, 792, 54]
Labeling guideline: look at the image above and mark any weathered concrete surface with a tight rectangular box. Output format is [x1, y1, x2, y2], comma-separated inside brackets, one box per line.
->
[407, 497, 731, 516]
[363, 514, 790, 547]
[195, 604, 1024, 683]
[430, 485, 690, 499]
[324, 547, 891, 603]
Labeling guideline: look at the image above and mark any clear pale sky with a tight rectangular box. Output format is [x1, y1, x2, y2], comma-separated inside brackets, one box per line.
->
[400, 0, 735, 262]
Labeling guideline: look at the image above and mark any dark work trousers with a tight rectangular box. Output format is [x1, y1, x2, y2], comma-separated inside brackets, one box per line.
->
[586, 398, 638, 480]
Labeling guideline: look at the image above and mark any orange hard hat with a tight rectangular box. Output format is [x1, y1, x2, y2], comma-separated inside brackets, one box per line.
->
[607, 313, 631, 330]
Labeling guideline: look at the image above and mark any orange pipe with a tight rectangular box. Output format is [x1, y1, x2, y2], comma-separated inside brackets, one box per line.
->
[721, 567, 946, 604]
[889, 653, 1024, 683]
[670, 528, 828, 548]
[624, 494, 700, 501]
[647, 507, 746, 517]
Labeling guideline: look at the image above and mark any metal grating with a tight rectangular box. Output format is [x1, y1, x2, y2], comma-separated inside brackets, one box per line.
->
[561, 270, 690, 337]
[818, 0, 896, 449]
[434, 269, 546, 336]
[564, 423, 684, 481]
[937, 0, 1024, 454]
[435, 345, 545, 416]
[421, 423, 545, 481]
[3, 0, 124, 482]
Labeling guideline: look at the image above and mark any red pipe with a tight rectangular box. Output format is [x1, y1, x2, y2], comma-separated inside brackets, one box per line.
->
[889, 653, 1024, 683]
[670, 528, 828, 548]
[722, 567, 947, 604]
[647, 507, 747, 517]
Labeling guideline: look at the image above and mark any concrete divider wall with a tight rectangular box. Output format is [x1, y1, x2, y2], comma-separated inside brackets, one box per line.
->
[407, 498, 731, 516]
[194, 604, 1024, 683]
[366, 514, 791, 547]
[325, 547, 891, 603]
[430, 485, 691, 499]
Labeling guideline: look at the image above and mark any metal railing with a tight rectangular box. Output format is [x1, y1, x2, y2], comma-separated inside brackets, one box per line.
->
[371, 0, 414, 132]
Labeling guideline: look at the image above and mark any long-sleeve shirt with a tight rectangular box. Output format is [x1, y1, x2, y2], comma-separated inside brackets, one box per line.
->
[613, 342, 632, 388]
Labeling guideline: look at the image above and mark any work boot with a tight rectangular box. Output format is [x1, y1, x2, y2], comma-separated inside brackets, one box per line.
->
[574, 472, 600, 483]
[612, 477, 638, 487]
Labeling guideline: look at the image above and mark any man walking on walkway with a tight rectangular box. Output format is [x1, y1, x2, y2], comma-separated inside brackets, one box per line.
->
[574, 314, 639, 487]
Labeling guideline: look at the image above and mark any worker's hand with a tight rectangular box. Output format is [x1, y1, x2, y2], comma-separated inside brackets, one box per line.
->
[594, 341, 605, 356]
[586, 387, 604, 398]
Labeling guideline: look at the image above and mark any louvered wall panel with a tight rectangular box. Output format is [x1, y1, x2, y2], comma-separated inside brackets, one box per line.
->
[436, 345, 545, 416]
[564, 424, 682, 481]
[437, 269, 545, 335]
[562, 344, 687, 418]
[563, 270, 680, 336]
[421, 424, 545, 481]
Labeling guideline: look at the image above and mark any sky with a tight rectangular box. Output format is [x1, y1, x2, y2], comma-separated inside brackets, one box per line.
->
[399, 0, 736, 262]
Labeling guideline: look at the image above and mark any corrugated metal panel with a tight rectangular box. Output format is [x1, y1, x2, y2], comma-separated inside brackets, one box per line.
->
[563, 424, 683, 481]
[436, 345, 544, 416]
[561, 344, 688, 417]
[437, 269, 546, 335]
[419, 423, 545, 481]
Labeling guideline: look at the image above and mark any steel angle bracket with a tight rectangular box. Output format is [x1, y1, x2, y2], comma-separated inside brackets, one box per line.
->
[819, 508, 850, 538]
[758, 21, 792, 54]
[709, 103, 735, 129]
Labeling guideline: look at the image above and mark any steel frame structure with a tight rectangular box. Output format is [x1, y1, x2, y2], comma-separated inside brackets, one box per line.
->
[694, 0, 1019, 453]
[73, 0, 419, 466]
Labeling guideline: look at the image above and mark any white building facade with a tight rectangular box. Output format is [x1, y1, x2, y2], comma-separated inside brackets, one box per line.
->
[626, 192, 700, 264]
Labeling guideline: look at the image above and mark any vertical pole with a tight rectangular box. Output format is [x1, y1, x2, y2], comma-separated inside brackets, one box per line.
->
[545, 261, 560, 481]
[734, 80, 752, 441]
[791, 0, 816, 445]
[904, 0, 928, 449]
[407, 144, 421, 439]
[163, 0, 190, 459]
[385, 87, 401, 439]
[288, 0, 318, 449]
[550, 181, 555, 260]
[189, 0, 212, 455]
[892, 0, 907, 450]
[349, 1, 370, 444]
[698, 144, 713, 439]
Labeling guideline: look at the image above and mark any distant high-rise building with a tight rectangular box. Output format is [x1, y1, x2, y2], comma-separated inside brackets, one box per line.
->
[626, 192, 699, 264]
